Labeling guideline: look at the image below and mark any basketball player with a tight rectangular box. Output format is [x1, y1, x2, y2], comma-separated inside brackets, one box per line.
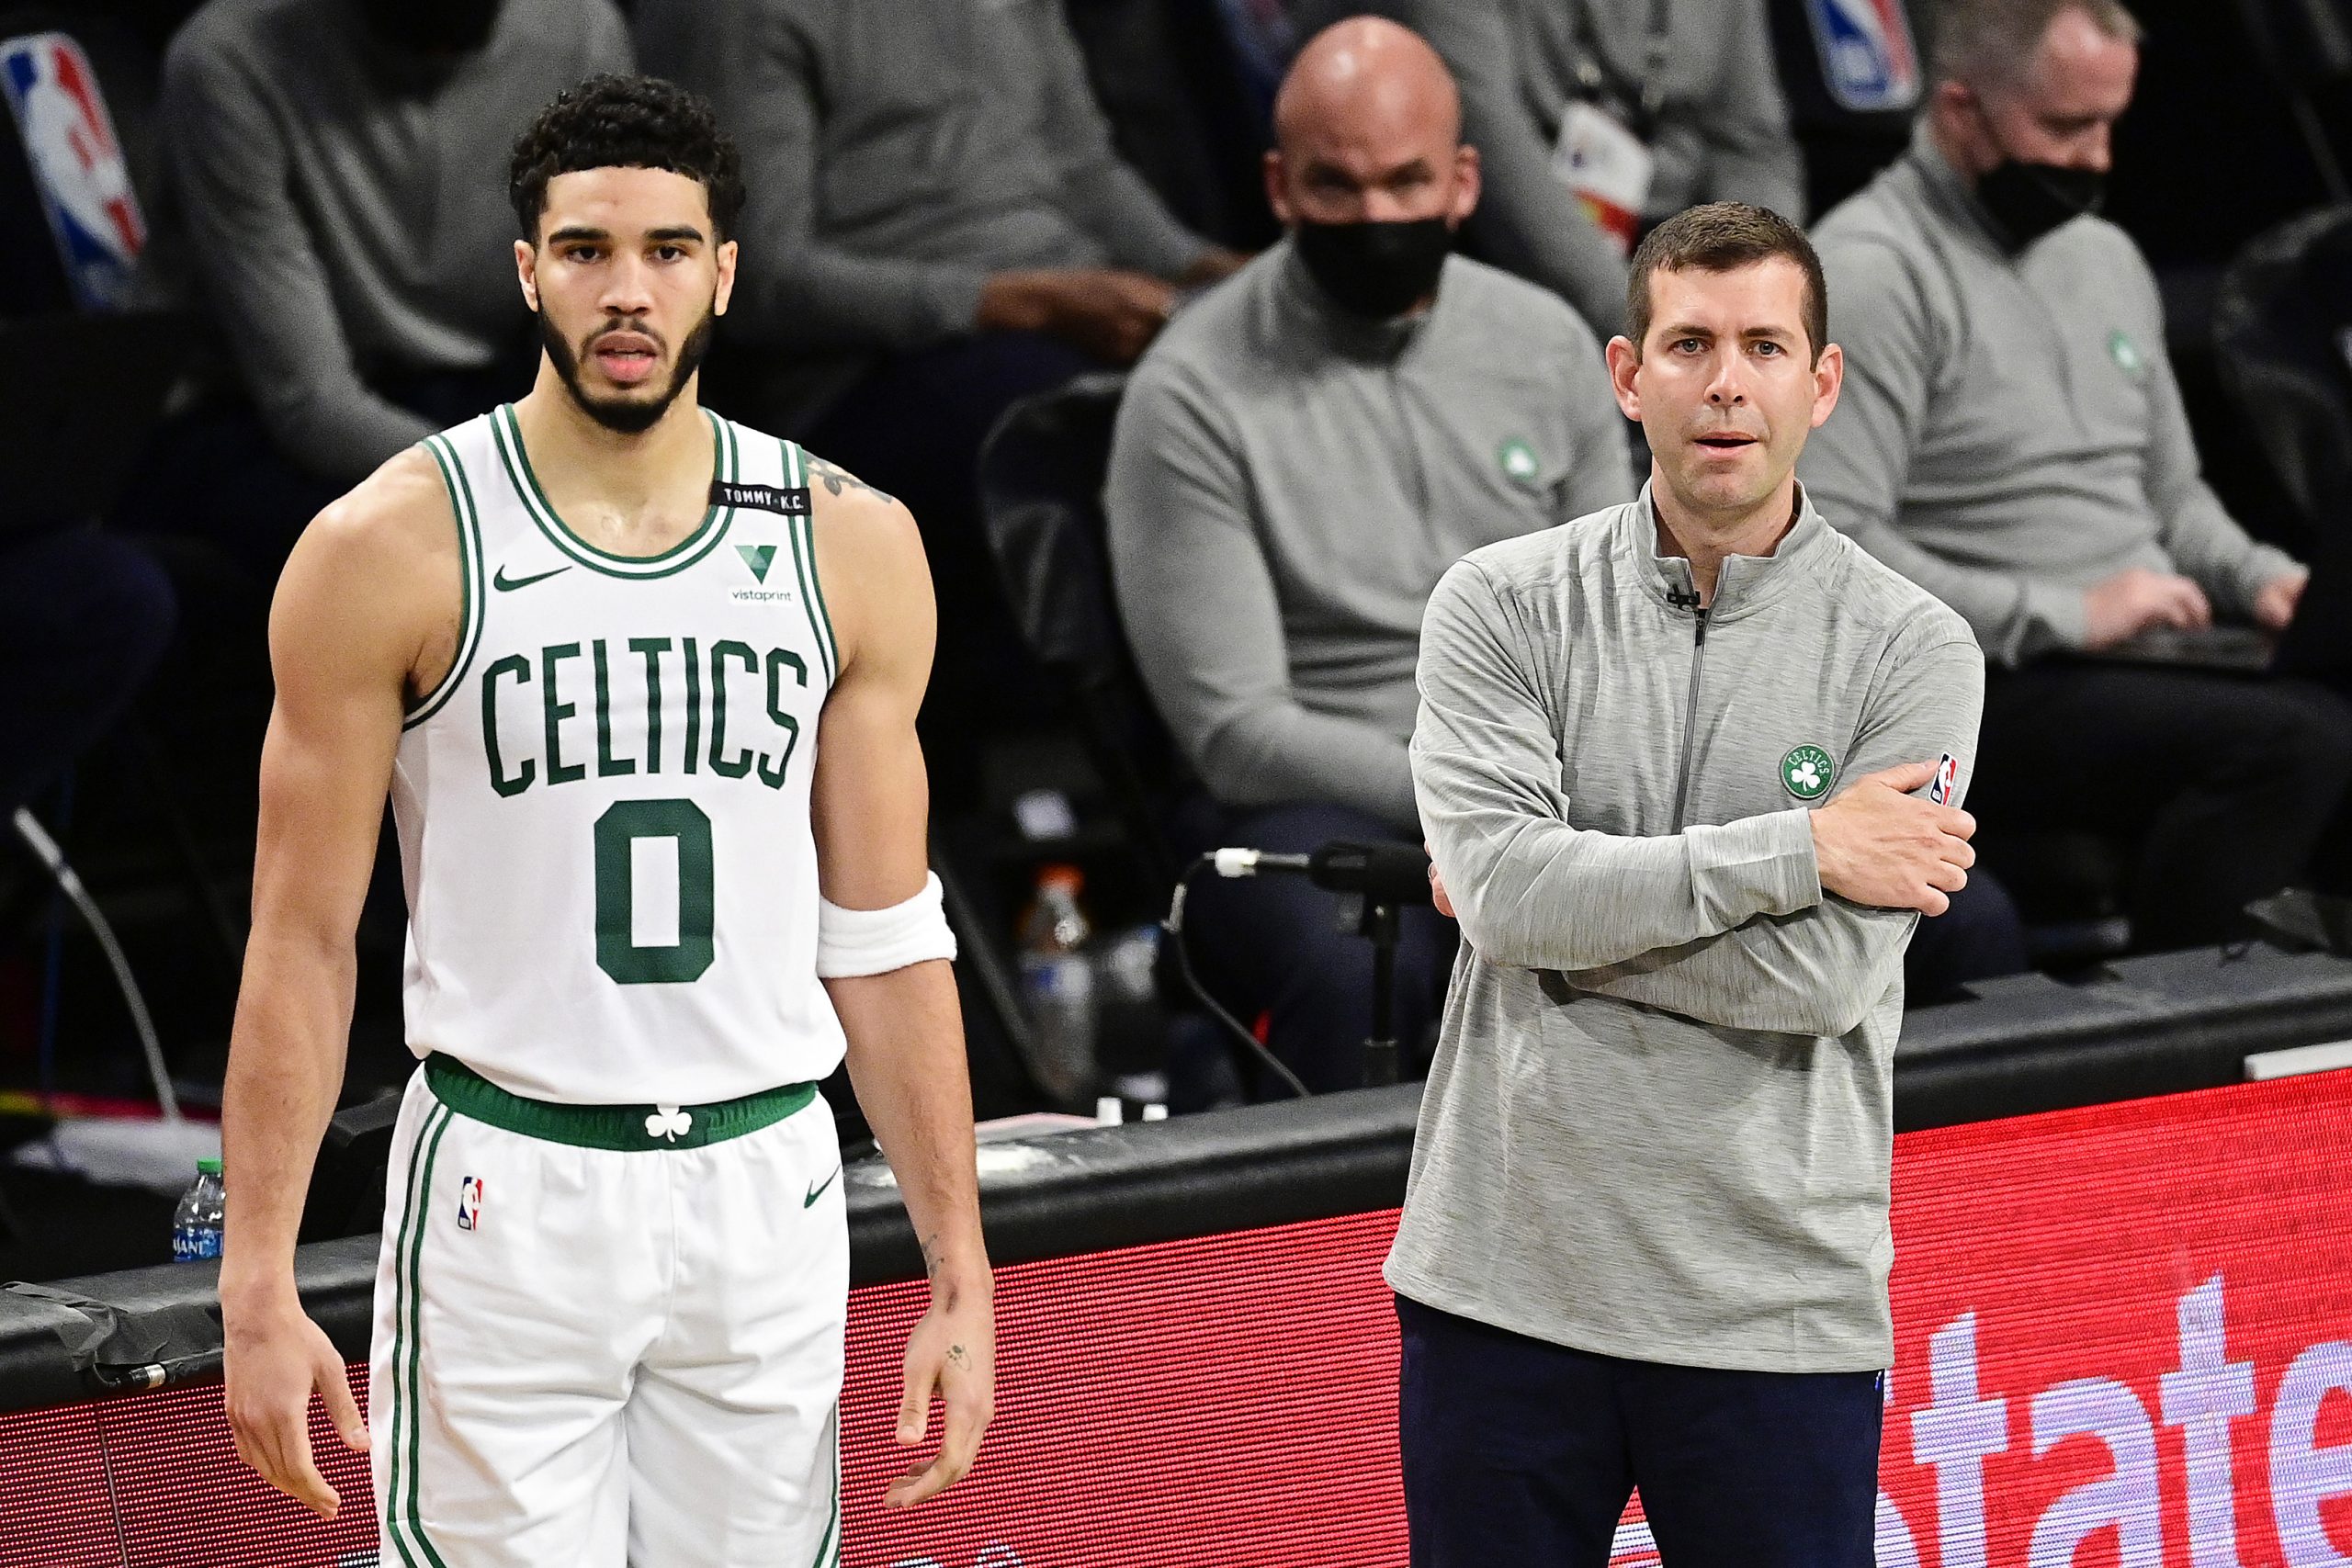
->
[216, 75, 994, 1565]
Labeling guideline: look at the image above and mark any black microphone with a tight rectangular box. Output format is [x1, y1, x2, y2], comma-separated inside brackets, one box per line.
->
[1210, 840, 1433, 905]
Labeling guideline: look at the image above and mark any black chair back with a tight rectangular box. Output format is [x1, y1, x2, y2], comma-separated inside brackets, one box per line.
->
[977, 373, 1193, 889]
[2214, 204, 2352, 538]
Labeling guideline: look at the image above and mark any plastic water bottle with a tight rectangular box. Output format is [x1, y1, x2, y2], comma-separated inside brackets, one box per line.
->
[172, 1158, 226, 1263]
[1018, 864, 1096, 1102]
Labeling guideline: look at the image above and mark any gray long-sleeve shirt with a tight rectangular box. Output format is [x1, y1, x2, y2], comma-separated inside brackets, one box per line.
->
[1105, 243, 1633, 830]
[160, 0, 632, 481]
[636, 0, 1212, 424]
[1304, 0, 1803, 336]
[1804, 127, 2302, 667]
[1391, 487, 1982, 1371]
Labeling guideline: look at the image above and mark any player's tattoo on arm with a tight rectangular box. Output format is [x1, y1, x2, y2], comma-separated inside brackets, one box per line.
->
[805, 456, 898, 507]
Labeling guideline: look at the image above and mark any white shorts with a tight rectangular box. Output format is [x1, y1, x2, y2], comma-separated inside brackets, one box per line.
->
[368, 1055, 848, 1567]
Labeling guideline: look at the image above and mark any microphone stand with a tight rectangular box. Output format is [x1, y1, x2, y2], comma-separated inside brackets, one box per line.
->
[1190, 841, 1429, 1093]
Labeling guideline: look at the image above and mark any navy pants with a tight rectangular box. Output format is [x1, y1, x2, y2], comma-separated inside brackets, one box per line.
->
[1976, 664, 2352, 948]
[1178, 801, 1456, 1095]
[1397, 1296, 1882, 1568]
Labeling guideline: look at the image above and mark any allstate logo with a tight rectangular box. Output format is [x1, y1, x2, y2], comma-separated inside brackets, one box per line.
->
[0, 32, 146, 310]
[890, 1547, 1023, 1568]
[1802, 0, 1920, 114]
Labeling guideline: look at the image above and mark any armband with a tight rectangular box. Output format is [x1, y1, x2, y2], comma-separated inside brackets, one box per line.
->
[815, 872, 957, 978]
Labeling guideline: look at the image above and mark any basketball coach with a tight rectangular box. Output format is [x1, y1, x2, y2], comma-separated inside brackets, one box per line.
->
[1396, 202, 1983, 1565]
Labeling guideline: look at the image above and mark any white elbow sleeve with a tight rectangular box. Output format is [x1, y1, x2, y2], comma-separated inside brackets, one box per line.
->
[815, 872, 957, 978]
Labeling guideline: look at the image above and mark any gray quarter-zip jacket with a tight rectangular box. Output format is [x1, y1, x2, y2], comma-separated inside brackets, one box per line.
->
[1394, 485, 1982, 1371]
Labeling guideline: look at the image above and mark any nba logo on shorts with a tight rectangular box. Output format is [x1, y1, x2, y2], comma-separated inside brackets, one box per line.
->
[1929, 752, 1960, 807]
[457, 1176, 484, 1233]
[1803, 0, 1920, 114]
[0, 32, 146, 310]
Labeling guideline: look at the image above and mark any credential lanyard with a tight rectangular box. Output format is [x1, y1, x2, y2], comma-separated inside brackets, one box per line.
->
[1571, 0, 1674, 141]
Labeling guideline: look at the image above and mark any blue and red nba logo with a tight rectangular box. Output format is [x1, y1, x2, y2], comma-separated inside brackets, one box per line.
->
[1803, 0, 1920, 114]
[456, 1176, 484, 1232]
[0, 32, 145, 310]
[1929, 751, 1961, 807]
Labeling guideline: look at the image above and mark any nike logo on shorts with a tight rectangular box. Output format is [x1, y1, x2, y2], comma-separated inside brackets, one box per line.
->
[493, 564, 571, 592]
[804, 1166, 840, 1207]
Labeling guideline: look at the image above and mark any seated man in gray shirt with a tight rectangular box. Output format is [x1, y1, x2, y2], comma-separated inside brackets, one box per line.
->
[1300, 0, 1804, 338]
[1804, 0, 2352, 950]
[1107, 17, 1634, 1093]
[145, 0, 632, 568]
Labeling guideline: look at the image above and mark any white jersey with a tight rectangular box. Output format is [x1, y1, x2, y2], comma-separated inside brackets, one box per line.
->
[392, 403, 843, 1105]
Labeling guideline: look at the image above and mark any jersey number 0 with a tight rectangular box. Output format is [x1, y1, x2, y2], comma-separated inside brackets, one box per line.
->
[593, 798, 717, 985]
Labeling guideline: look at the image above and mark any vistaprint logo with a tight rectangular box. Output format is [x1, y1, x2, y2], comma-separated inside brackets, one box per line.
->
[731, 543, 796, 603]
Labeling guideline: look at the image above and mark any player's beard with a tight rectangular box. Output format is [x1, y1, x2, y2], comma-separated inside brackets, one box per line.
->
[540, 305, 717, 436]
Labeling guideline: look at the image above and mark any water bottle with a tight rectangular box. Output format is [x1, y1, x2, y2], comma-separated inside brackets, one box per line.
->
[1018, 864, 1096, 1102]
[172, 1158, 226, 1263]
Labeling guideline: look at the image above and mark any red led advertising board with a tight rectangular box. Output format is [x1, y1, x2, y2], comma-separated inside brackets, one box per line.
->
[2, 1069, 2349, 1565]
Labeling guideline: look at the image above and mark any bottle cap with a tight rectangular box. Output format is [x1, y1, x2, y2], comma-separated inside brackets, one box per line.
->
[1039, 863, 1084, 894]
[197, 1158, 223, 1176]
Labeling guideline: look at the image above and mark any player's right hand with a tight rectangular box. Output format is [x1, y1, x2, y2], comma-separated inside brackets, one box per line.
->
[2082, 566, 2211, 649]
[223, 1297, 368, 1520]
[1810, 761, 1976, 916]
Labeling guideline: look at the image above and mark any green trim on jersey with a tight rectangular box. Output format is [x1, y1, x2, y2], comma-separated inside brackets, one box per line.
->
[782, 440, 839, 684]
[383, 1101, 455, 1568]
[403, 436, 487, 730]
[490, 403, 740, 579]
[808, 1404, 842, 1568]
[424, 1053, 816, 1150]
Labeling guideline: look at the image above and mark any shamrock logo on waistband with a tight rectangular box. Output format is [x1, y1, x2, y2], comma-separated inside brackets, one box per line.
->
[645, 1105, 693, 1142]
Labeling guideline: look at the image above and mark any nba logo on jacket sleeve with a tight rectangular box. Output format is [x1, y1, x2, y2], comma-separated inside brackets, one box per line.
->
[1929, 752, 1960, 807]
[1803, 0, 1920, 113]
[0, 32, 145, 310]
[457, 1176, 484, 1232]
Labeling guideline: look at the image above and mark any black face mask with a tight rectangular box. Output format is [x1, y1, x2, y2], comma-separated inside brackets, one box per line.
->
[1293, 217, 1452, 320]
[1974, 160, 2105, 252]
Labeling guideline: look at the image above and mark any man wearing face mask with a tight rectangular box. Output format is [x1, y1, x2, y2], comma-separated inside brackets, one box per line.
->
[1803, 0, 2352, 953]
[1295, 0, 1804, 340]
[144, 0, 631, 567]
[1105, 17, 1633, 1095]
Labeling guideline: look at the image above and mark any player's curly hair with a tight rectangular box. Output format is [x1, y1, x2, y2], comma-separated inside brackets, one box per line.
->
[509, 73, 745, 243]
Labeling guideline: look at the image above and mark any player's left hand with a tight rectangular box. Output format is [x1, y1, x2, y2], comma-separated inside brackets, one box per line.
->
[1424, 840, 1455, 919]
[886, 1273, 996, 1507]
[2256, 570, 2308, 632]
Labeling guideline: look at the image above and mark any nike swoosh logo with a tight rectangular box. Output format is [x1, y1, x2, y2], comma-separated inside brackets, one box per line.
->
[804, 1166, 840, 1207]
[492, 564, 571, 592]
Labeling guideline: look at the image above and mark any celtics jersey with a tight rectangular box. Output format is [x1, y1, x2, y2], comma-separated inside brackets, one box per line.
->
[391, 404, 844, 1105]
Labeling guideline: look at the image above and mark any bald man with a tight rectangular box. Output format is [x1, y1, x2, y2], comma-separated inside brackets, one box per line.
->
[1107, 17, 1632, 1097]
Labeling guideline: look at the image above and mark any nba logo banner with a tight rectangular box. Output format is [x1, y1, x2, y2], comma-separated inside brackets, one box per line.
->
[0, 32, 145, 310]
[1928, 752, 1960, 807]
[457, 1177, 483, 1233]
[1803, 0, 1921, 114]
